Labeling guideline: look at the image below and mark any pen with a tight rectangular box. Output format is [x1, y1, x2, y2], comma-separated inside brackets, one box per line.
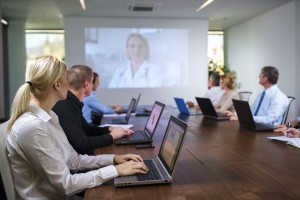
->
[286, 122, 291, 137]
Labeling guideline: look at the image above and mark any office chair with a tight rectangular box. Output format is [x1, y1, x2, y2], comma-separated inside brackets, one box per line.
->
[0, 122, 16, 200]
[238, 91, 253, 101]
[281, 96, 295, 124]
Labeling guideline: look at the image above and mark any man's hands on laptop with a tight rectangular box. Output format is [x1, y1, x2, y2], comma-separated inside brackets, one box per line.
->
[114, 154, 149, 176]
[109, 127, 134, 140]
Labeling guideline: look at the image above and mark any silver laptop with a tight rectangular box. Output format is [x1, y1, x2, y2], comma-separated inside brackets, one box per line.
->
[195, 97, 230, 120]
[174, 97, 202, 115]
[114, 101, 165, 145]
[121, 93, 141, 113]
[232, 99, 274, 131]
[114, 115, 188, 187]
[104, 98, 136, 124]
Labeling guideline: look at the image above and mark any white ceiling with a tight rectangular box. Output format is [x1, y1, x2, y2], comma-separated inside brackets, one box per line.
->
[1, 0, 295, 30]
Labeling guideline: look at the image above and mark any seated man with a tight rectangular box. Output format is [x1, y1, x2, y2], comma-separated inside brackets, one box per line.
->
[82, 72, 122, 124]
[53, 65, 133, 154]
[226, 66, 288, 126]
[187, 72, 224, 108]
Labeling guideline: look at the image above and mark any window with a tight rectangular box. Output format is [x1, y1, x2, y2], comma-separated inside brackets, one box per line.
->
[208, 31, 224, 66]
[25, 30, 65, 66]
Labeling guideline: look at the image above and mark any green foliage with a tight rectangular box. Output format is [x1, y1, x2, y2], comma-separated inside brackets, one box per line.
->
[208, 58, 230, 76]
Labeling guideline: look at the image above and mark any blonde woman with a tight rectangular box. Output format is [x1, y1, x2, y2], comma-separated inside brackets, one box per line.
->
[214, 72, 240, 113]
[6, 56, 148, 199]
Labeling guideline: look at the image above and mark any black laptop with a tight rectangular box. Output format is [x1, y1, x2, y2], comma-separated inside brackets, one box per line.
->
[195, 97, 230, 120]
[114, 115, 188, 187]
[103, 98, 136, 124]
[114, 101, 165, 144]
[232, 99, 274, 131]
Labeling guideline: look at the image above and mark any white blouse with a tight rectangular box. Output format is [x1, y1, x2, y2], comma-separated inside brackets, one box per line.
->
[6, 103, 118, 199]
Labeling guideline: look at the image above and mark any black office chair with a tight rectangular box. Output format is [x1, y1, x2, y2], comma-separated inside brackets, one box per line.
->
[238, 91, 252, 101]
[281, 96, 295, 124]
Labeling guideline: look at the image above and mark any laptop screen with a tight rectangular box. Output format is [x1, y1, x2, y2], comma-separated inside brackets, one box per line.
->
[125, 98, 136, 121]
[158, 116, 187, 175]
[144, 101, 165, 137]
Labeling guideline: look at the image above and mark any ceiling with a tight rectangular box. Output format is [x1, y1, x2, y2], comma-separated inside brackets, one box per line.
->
[1, 0, 295, 30]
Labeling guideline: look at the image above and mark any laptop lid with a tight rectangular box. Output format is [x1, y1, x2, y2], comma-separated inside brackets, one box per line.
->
[174, 97, 190, 114]
[132, 93, 141, 112]
[232, 99, 259, 130]
[144, 101, 165, 139]
[158, 115, 188, 176]
[232, 99, 274, 131]
[124, 98, 136, 121]
[195, 97, 229, 120]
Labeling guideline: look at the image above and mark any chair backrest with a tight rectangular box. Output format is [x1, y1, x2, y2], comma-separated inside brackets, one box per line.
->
[281, 96, 295, 124]
[238, 91, 252, 101]
[0, 122, 16, 200]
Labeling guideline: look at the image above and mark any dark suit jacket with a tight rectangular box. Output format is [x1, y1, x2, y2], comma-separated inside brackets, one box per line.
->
[53, 91, 113, 154]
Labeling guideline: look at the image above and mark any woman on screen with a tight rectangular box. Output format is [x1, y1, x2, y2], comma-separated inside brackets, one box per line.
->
[109, 33, 162, 88]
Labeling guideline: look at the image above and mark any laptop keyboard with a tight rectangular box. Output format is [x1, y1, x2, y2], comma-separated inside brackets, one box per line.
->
[137, 160, 161, 181]
[122, 131, 147, 141]
[111, 118, 125, 123]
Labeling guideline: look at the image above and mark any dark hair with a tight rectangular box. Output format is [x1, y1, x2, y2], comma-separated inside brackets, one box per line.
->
[68, 65, 93, 91]
[93, 72, 99, 85]
[261, 66, 278, 84]
[210, 72, 220, 86]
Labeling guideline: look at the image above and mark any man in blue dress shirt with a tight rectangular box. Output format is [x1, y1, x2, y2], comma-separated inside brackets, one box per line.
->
[82, 72, 122, 124]
[228, 66, 288, 126]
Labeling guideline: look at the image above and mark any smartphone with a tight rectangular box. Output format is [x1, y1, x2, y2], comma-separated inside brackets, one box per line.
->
[135, 144, 155, 149]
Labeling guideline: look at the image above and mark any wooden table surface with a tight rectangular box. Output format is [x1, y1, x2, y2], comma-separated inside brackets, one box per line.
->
[84, 107, 300, 200]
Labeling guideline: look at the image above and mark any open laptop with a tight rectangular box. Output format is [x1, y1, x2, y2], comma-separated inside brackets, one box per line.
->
[232, 99, 274, 131]
[174, 97, 202, 115]
[195, 97, 230, 120]
[114, 101, 165, 145]
[103, 98, 136, 124]
[114, 115, 188, 187]
[121, 93, 141, 113]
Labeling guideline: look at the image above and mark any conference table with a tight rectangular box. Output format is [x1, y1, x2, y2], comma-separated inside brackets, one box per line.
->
[85, 106, 300, 199]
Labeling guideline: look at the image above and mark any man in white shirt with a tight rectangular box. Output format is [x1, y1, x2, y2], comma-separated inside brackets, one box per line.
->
[187, 72, 224, 108]
[228, 66, 288, 126]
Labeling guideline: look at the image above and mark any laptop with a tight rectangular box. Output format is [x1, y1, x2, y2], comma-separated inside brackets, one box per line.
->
[174, 97, 202, 115]
[121, 93, 141, 113]
[114, 115, 188, 187]
[232, 99, 274, 131]
[103, 98, 136, 124]
[195, 97, 230, 120]
[114, 101, 165, 145]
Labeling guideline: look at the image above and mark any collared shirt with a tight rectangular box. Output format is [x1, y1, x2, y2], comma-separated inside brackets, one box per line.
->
[52, 91, 113, 154]
[7, 103, 118, 199]
[203, 86, 224, 105]
[251, 85, 288, 126]
[83, 92, 115, 123]
[109, 61, 162, 88]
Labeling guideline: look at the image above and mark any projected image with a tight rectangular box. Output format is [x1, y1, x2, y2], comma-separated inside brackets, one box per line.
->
[85, 28, 189, 88]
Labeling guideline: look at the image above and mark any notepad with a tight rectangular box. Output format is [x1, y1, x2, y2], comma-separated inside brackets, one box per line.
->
[268, 136, 300, 148]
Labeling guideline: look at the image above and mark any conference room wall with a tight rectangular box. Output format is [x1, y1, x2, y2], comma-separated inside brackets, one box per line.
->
[64, 17, 208, 106]
[226, 1, 298, 121]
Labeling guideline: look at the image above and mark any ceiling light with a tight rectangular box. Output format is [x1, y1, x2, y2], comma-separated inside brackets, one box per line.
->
[79, 0, 86, 10]
[1, 19, 8, 25]
[196, 0, 214, 12]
